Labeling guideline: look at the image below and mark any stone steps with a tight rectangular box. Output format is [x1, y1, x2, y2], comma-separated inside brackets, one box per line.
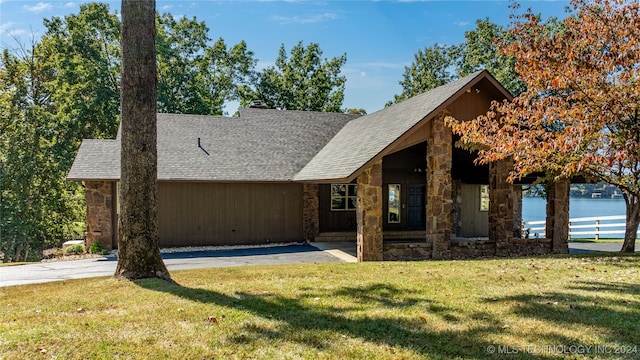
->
[315, 231, 427, 242]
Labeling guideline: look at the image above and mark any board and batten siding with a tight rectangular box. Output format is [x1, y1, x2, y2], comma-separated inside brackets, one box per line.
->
[318, 183, 357, 232]
[157, 182, 304, 247]
[459, 184, 489, 237]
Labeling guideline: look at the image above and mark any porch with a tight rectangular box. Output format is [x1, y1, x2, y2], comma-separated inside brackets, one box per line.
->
[312, 231, 553, 261]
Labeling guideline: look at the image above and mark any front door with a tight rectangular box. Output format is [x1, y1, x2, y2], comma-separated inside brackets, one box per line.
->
[407, 184, 425, 229]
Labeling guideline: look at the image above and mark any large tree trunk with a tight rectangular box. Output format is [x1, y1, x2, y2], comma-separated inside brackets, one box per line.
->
[115, 0, 171, 280]
[620, 193, 639, 253]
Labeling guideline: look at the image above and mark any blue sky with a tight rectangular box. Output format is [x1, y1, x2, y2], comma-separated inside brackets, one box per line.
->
[1, 0, 571, 113]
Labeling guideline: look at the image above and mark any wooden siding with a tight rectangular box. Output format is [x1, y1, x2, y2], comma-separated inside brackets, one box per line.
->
[318, 144, 427, 232]
[157, 182, 303, 247]
[459, 184, 489, 237]
[318, 184, 357, 231]
[447, 87, 494, 184]
[447, 77, 505, 122]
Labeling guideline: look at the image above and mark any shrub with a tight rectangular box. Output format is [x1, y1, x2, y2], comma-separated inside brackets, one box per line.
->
[89, 242, 103, 254]
[64, 244, 85, 255]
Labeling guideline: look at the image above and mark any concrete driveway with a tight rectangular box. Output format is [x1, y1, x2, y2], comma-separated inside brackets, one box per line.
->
[1, 241, 635, 287]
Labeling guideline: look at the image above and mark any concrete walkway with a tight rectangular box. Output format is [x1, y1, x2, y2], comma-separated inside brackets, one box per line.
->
[0, 241, 635, 287]
[567, 241, 639, 253]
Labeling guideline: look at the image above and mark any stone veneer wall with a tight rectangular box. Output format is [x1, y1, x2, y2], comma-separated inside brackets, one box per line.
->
[385, 238, 552, 261]
[546, 178, 570, 253]
[426, 112, 453, 259]
[85, 181, 115, 250]
[452, 179, 463, 237]
[356, 160, 383, 261]
[384, 242, 432, 261]
[489, 159, 514, 256]
[302, 184, 319, 242]
[513, 185, 523, 239]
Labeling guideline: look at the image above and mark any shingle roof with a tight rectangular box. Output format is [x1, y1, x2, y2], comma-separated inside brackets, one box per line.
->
[67, 109, 359, 182]
[293, 70, 494, 181]
[67, 140, 120, 181]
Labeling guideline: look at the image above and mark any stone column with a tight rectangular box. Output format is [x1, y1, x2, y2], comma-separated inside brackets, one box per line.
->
[451, 179, 463, 238]
[489, 159, 514, 256]
[426, 112, 452, 260]
[356, 160, 383, 261]
[85, 181, 115, 250]
[302, 183, 319, 242]
[546, 178, 570, 253]
[513, 185, 523, 239]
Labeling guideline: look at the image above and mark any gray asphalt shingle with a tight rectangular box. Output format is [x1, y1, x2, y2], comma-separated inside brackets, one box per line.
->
[293, 71, 488, 181]
[68, 71, 504, 183]
[67, 109, 358, 182]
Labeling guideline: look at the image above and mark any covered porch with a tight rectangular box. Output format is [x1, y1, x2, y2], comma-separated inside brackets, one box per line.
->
[297, 71, 570, 261]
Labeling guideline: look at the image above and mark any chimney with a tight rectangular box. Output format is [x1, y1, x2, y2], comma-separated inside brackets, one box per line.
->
[249, 100, 268, 109]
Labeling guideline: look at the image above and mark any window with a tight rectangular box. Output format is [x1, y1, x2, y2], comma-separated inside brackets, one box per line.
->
[388, 184, 401, 223]
[480, 185, 489, 211]
[331, 184, 357, 211]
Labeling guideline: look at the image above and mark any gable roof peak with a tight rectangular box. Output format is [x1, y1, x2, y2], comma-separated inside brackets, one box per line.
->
[294, 70, 511, 182]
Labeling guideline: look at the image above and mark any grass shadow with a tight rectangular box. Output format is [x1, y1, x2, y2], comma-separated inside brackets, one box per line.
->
[484, 280, 640, 354]
[136, 279, 555, 359]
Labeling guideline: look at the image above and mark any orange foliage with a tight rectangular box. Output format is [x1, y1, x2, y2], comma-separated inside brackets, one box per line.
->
[446, 0, 640, 188]
[446, 0, 640, 251]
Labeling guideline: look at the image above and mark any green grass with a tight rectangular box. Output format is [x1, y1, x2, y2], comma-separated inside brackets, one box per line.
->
[1, 254, 639, 359]
[0, 262, 31, 267]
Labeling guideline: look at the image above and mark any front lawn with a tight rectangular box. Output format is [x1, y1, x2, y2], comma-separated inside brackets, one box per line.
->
[1, 254, 638, 359]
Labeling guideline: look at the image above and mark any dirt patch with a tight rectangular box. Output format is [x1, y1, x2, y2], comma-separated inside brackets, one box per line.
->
[40, 253, 108, 263]
[41, 247, 113, 263]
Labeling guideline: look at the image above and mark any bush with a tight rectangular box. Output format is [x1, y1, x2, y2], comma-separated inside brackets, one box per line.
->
[89, 242, 103, 254]
[64, 244, 85, 255]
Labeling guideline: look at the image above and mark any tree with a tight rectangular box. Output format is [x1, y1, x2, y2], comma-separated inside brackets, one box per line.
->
[455, 18, 525, 96]
[446, 0, 640, 253]
[390, 44, 455, 104]
[242, 41, 346, 112]
[39, 2, 122, 151]
[0, 4, 256, 262]
[41, 3, 256, 118]
[345, 108, 367, 115]
[390, 19, 524, 105]
[156, 14, 256, 115]
[115, 0, 171, 280]
[1, 4, 121, 262]
[0, 44, 84, 262]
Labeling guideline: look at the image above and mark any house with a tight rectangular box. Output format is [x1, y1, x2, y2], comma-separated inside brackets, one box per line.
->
[67, 71, 570, 261]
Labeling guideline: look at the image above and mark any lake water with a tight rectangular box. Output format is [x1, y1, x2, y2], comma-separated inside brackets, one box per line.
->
[523, 197, 628, 238]
[522, 197, 627, 222]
